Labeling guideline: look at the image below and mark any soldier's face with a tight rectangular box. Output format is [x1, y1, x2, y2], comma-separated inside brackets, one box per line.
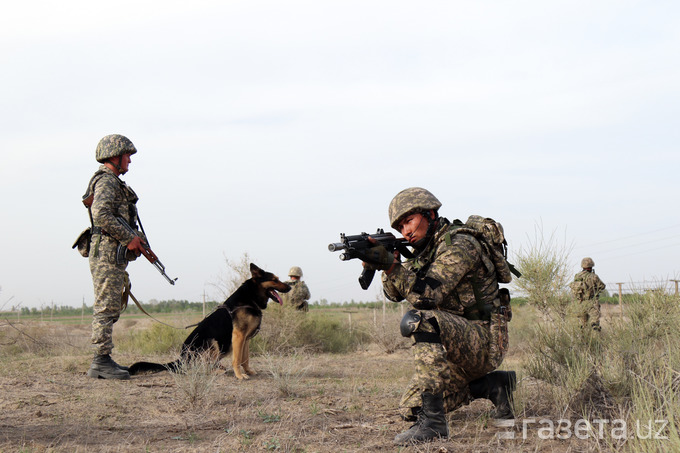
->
[120, 154, 132, 174]
[397, 212, 430, 244]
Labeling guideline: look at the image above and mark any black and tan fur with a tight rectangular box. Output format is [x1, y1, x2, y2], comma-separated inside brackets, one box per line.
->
[128, 263, 290, 379]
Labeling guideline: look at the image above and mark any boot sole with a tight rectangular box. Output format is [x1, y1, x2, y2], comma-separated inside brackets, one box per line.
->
[87, 369, 130, 380]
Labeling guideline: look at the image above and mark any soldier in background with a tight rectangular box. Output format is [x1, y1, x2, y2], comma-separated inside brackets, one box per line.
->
[83, 134, 146, 380]
[360, 187, 516, 445]
[282, 266, 311, 312]
[571, 257, 606, 331]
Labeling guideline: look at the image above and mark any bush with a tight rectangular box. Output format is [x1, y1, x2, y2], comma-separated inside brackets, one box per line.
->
[251, 305, 370, 355]
[117, 323, 187, 355]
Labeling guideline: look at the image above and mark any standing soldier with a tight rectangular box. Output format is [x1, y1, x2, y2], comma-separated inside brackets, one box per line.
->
[570, 257, 606, 331]
[282, 266, 311, 311]
[82, 134, 147, 380]
[359, 187, 516, 445]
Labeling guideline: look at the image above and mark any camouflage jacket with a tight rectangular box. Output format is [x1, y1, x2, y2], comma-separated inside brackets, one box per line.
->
[88, 165, 139, 247]
[571, 270, 606, 301]
[282, 280, 311, 308]
[382, 218, 500, 316]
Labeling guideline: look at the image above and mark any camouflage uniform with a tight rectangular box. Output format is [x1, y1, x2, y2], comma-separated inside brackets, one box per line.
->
[87, 165, 140, 355]
[382, 218, 508, 417]
[282, 280, 311, 311]
[571, 269, 606, 330]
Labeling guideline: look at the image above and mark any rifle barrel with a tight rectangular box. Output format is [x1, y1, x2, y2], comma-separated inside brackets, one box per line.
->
[328, 243, 345, 252]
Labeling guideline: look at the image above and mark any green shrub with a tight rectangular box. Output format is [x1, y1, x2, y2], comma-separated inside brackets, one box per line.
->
[117, 323, 187, 355]
[251, 305, 369, 355]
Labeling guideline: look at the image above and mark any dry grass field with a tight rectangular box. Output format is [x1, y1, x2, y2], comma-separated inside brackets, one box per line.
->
[0, 304, 671, 452]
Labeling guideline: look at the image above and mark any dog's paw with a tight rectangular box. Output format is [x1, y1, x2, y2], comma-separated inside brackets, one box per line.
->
[233, 370, 249, 380]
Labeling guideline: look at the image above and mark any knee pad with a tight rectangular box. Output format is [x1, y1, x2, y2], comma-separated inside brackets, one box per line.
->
[400, 310, 441, 344]
[400, 309, 422, 338]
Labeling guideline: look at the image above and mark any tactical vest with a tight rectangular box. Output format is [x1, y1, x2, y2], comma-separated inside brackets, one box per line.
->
[410, 217, 519, 321]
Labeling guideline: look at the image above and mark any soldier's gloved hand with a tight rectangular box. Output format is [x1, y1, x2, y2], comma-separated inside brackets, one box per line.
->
[360, 244, 396, 271]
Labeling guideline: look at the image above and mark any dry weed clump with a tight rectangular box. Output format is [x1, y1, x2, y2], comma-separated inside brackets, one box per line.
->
[364, 308, 410, 354]
[261, 350, 312, 397]
[170, 353, 219, 409]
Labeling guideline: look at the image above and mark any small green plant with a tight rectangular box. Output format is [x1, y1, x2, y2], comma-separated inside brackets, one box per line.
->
[239, 429, 254, 447]
[263, 437, 281, 450]
[258, 410, 282, 423]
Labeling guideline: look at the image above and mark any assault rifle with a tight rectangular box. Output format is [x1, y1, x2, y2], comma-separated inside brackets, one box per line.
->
[117, 217, 178, 285]
[328, 229, 413, 290]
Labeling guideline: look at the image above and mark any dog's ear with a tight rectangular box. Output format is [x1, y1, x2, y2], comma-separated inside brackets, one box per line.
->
[250, 263, 263, 278]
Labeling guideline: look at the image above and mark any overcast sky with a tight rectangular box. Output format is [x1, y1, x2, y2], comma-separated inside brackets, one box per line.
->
[1, 1, 679, 310]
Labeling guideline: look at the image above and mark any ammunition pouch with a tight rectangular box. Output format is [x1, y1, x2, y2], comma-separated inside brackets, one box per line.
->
[499, 287, 512, 322]
[72, 228, 92, 258]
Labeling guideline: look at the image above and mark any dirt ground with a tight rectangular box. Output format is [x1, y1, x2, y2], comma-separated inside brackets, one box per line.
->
[0, 324, 608, 453]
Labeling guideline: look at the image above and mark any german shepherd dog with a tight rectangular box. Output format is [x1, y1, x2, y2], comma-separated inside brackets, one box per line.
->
[128, 263, 290, 379]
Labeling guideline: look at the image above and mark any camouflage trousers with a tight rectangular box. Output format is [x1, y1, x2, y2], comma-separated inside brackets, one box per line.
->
[577, 298, 601, 330]
[399, 309, 508, 418]
[89, 244, 129, 356]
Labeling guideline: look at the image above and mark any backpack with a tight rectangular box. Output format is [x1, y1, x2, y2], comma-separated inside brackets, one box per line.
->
[449, 215, 521, 284]
[569, 274, 587, 300]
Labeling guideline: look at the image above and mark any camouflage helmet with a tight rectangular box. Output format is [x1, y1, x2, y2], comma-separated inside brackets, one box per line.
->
[95, 134, 137, 163]
[288, 266, 303, 277]
[388, 187, 442, 229]
[581, 257, 595, 268]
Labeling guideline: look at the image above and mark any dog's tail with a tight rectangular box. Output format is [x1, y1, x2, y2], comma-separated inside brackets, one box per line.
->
[128, 360, 181, 376]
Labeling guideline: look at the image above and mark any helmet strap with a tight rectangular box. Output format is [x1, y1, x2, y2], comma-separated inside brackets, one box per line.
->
[412, 210, 438, 250]
[107, 156, 126, 175]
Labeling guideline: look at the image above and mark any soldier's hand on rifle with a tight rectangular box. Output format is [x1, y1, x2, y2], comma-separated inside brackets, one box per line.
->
[361, 237, 399, 273]
[126, 236, 146, 257]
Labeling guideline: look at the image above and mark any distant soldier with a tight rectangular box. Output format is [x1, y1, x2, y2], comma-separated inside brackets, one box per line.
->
[282, 266, 311, 312]
[82, 134, 147, 380]
[570, 257, 606, 331]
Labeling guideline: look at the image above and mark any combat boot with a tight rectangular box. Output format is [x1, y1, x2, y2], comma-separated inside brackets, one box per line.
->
[87, 354, 131, 380]
[109, 357, 129, 371]
[469, 370, 516, 419]
[394, 392, 449, 445]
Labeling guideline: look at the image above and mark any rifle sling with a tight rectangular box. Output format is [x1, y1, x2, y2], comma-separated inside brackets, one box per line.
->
[126, 289, 191, 330]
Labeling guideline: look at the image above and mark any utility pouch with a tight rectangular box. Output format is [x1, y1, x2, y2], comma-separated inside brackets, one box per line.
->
[498, 287, 512, 322]
[72, 228, 92, 257]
